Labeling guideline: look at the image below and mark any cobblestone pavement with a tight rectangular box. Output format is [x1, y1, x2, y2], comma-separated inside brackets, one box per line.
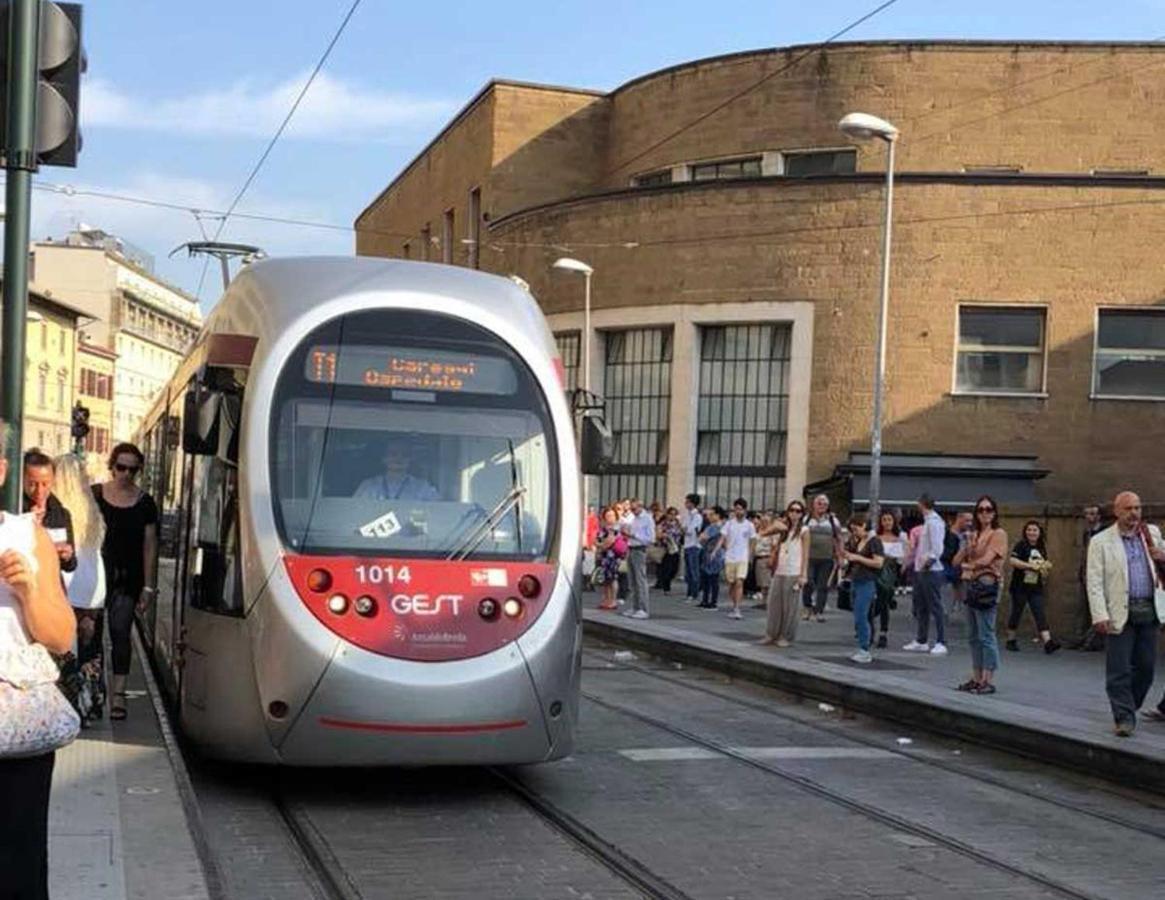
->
[190, 639, 1165, 900]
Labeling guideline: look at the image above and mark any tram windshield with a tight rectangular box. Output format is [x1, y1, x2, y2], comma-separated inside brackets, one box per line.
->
[270, 310, 557, 560]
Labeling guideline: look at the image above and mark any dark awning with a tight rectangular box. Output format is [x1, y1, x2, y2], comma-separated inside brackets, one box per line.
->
[805, 451, 1049, 510]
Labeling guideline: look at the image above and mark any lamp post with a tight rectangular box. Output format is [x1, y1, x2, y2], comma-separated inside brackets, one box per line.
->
[839, 112, 899, 523]
[553, 257, 595, 522]
[552, 258, 594, 396]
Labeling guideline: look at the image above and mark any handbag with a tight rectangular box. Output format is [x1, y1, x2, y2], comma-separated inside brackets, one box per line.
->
[1, 642, 81, 758]
[966, 577, 999, 611]
[836, 580, 853, 611]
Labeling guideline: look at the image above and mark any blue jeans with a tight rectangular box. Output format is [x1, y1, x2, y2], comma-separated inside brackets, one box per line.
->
[684, 546, 702, 598]
[701, 570, 721, 606]
[852, 579, 875, 651]
[966, 602, 1000, 672]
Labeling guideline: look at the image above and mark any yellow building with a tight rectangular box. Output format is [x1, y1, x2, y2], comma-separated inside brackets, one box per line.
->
[76, 340, 117, 475]
[30, 227, 202, 442]
[22, 290, 87, 456]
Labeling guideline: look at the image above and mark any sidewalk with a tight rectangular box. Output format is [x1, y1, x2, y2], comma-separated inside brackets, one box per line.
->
[47, 637, 213, 900]
[583, 585, 1165, 793]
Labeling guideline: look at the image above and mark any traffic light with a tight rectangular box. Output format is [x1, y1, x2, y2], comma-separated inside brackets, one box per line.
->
[0, 1, 84, 168]
[70, 402, 89, 439]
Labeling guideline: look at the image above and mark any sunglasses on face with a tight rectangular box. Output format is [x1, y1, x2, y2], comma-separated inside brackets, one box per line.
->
[789, 507, 805, 514]
[114, 463, 140, 474]
[976, 505, 995, 513]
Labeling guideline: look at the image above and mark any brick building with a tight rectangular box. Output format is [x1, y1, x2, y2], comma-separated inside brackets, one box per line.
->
[355, 41, 1165, 513]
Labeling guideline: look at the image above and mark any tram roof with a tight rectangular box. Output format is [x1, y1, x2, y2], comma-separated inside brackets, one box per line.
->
[206, 255, 548, 337]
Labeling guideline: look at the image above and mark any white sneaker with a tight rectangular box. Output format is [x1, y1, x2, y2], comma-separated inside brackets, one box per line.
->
[630, 610, 649, 620]
[930, 642, 948, 656]
[902, 640, 929, 652]
[850, 649, 873, 664]
[728, 609, 743, 620]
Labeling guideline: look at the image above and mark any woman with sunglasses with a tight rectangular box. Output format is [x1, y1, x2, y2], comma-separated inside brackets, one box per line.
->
[759, 501, 809, 647]
[952, 495, 1008, 695]
[93, 443, 158, 721]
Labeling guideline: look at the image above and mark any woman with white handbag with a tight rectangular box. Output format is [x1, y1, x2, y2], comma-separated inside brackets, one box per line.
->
[0, 420, 79, 900]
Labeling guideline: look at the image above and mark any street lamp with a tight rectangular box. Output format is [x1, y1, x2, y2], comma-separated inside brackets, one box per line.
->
[551, 257, 594, 395]
[839, 112, 898, 522]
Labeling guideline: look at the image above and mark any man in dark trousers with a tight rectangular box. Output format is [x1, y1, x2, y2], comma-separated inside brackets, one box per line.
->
[23, 449, 77, 574]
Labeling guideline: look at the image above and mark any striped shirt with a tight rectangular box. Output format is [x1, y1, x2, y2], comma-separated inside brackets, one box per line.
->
[1121, 532, 1155, 600]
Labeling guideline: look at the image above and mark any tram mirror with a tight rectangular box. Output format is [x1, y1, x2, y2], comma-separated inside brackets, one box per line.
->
[580, 414, 613, 475]
[182, 388, 222, 455]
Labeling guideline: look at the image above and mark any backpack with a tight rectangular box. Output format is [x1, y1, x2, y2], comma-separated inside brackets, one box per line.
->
[940, 528, 960, 567]
[611, 534, 629, 558]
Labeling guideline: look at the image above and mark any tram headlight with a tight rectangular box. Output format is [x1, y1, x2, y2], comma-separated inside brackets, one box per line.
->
[478, 598, 499, 621]
[327, 594, 349, 614]
[354, 595, 377, 617]
[517, 575, 541, 599]
[502, 597, 523, 618]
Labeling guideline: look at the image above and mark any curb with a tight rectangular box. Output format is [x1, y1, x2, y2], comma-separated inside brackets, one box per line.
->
[583, 617, 1165, 795]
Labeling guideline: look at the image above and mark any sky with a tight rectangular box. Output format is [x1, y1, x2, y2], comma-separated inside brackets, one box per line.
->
[16, 0, 1165, 308]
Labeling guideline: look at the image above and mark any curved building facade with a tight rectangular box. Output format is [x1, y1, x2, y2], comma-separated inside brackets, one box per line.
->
[356, 41, 1165, 510]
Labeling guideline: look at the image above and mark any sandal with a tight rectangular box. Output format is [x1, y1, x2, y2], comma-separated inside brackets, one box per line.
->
[956, 679, 980, 692]
[973, 683, 997, 695]
[110, 692, 128, 720]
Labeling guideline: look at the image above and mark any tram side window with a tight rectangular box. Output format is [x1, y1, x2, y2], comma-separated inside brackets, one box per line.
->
[190, 455, 243, 616]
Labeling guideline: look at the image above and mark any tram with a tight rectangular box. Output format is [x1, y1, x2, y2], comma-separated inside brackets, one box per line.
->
[134, 257, 606, 765]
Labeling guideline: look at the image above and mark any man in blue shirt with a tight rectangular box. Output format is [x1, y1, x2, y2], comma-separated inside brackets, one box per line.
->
[902, 493, 948, 656]
[353, 437, 439, 501]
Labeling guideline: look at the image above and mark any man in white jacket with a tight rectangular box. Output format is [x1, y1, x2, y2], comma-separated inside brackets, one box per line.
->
[1086, 491, 1165, 737]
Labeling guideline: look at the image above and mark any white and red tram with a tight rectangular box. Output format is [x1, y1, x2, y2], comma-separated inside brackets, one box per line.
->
[135, 257, 601, 765]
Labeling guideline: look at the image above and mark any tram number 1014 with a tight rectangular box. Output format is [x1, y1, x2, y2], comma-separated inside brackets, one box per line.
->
[354, 564, 413, 585]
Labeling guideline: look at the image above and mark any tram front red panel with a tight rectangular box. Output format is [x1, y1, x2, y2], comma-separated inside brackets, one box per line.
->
[284, 556, 557, 662]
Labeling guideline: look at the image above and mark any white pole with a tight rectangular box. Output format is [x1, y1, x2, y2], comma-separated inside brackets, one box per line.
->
[869, 136, 896, 523]
[582, 270, 593, 517]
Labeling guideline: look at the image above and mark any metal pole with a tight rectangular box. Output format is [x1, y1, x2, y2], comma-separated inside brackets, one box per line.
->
[219, 255, 231, 292]
[2, 0, 42, 512]
[868, 136, 896, 524]
[581, 270, 592, 516]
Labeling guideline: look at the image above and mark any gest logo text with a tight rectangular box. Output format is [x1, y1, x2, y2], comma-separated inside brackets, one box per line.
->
[389, 593, 463, 616]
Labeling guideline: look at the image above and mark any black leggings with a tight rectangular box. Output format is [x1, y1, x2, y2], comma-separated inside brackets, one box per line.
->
[1008, 585, 1049, 632]
[108, 589, 136, 676]
[0, 752, 55, 900]
[655, 553, 681, 591]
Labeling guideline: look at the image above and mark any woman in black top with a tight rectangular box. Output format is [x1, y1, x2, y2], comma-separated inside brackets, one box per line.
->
[92, 442, 158, 720]
[1006, 520, 1060, 655]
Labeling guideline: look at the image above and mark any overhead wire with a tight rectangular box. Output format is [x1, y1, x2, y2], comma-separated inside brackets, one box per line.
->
[196, 0, 363, 299]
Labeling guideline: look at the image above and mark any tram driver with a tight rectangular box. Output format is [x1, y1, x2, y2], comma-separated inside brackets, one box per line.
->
[353, 436, 440, 502]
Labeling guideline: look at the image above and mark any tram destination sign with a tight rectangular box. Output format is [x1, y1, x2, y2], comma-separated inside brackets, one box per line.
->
[306, 345, 518, 395]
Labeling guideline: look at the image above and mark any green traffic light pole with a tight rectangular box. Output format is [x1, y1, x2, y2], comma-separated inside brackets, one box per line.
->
[1, 0, 41, 512]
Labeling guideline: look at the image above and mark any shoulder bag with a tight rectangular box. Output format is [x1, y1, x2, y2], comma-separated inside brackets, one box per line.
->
[1, 642, 81, 758]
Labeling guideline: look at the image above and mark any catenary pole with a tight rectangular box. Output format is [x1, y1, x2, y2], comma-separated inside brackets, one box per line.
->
[868, 136, 896, 524]
[2, 0, 42, 512]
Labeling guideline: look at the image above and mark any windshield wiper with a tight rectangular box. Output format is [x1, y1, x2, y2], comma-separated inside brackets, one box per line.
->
[446, 485, 526, 561]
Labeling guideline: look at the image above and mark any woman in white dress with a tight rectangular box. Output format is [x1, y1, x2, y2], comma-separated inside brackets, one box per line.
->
[54, 454, 107, 697]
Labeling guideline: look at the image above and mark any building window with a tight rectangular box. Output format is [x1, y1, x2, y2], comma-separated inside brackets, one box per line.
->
[57, 378, 66, 412]
[37, 373, 46, 408]
[442, 209, 455, 264]
[783, 149, 857, 177]
[467, 187, 482, 269]
[634, 170, 673, 188]
[421, 223, 432, 262]
[59, 330, 66, 352]
[554, 330, 581, 395]
[1093, 308, 1165, 399]
[402, 241, 411, 259]
[696, 324, 791, 510]
[40, 322, 47, 350]
[600, 328, 673, 505]
[955, 305, 1047, 395]
[691, 157, 762, 182]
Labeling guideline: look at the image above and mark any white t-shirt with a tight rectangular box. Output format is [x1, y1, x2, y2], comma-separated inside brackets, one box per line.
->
[776, 531, 805, 576]
[722, 518, 757, 564]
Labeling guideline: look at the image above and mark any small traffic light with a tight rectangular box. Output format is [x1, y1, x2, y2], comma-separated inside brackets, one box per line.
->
[70, 402, 89, 439]
[0, 1, 84, 168]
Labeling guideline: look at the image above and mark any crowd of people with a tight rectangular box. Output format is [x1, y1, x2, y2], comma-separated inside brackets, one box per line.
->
[1, 427, 158, 900]
[586, 488, 1165, 733]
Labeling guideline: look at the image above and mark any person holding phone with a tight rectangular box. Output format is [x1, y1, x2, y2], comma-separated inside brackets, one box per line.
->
[22, 450, 76, 576]
[93, 443, 158, 722]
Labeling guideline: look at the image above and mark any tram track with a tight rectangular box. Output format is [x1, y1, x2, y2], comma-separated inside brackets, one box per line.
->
[274, 791, 365, 900]
[580, 688, 1110, 900]
[583, 648, 1165, 838]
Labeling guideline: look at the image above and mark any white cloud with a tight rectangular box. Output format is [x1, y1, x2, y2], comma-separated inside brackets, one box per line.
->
[27, 172, 352, 306]
[83, 72, 453, 141]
